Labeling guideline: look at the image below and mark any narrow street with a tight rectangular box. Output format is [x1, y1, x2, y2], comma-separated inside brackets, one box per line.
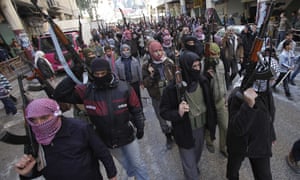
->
[0, 73, 300, 180]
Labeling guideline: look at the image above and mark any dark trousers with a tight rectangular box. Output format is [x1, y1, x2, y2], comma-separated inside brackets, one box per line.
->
[151, 98, 171, 134]
[227, 154, 272, 180]
[1, 97, 17, 115]
[272, 72, 291, 96]
[292, 139, 300, 162]
[224, 58, 238, 89]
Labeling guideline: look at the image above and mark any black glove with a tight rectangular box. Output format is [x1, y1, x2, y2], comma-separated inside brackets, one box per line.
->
[136, 129, 144, 139]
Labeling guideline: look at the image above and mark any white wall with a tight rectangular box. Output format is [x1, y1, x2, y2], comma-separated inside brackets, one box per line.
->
[216, 0, 244, 25]
[53, 19, 92, 44]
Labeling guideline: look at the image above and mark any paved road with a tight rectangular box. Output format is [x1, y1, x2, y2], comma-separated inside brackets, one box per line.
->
[0, 73, 300, 180]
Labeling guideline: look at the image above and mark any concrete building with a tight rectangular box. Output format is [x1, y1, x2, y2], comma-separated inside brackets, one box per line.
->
[0, 0, 79, 59]
[150, 0, 299, 25]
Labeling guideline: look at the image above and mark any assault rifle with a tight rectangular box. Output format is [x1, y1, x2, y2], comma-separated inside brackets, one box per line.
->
[18, 74, 38, 157]
[78, 15, 84, 48]
[174, 51, 187, 102]
[119, 8, 129, 29]
[239, 0, 275, 92]
[203, 8, 219, 72]
[24, 59, 55, 98]
[31, 0, 92, 83]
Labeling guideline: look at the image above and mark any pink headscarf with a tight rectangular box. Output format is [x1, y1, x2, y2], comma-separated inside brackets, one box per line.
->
[149, 41, 165, 62]
[26, 98, 62, 145]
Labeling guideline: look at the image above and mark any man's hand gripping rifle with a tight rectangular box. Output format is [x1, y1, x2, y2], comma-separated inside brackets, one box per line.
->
[174, 56, 187, 103]
[238, 0, 275, 97]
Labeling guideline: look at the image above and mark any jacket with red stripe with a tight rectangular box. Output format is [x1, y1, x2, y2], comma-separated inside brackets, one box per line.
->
[54, 75, 145, 148]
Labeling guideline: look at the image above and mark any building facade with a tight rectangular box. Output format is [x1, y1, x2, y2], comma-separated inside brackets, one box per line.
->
[0, 0, 79, 59]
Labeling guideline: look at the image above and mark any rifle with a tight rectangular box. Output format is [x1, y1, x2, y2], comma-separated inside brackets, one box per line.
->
[78, 15, 84, 48]
[119, 8, 129, 29]
[240, 0, 275, 92]
[31, 0, 92, 84]
[22, 60, 55, 98]
[142, 12, 147, 29]
[0, 131, 28, 145]
[18, 74, 38, 157]
[203, 8, 219, 72]
[174, 53, 187, 102]
[96, 15, 102, 34]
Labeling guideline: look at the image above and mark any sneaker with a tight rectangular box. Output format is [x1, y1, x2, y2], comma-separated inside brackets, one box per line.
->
[206, 144, 215, 153]
[286, 155, 300, 174]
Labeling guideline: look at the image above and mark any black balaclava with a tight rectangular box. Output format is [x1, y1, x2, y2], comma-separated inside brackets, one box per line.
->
[91, 58, 113, 88]
[179, 51, 202, 92]
[182, 35, 204, 58]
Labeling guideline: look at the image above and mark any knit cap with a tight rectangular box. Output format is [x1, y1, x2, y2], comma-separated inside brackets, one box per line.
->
[90, 58, 111, 73]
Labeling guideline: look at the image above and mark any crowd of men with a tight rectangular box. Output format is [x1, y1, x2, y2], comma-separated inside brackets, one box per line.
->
[12, 10, 300, 180]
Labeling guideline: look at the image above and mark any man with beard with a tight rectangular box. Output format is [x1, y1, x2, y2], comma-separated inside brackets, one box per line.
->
[160, 51, 216, 179]
[54, 58, 149, 180]
[221, 28, 243, 89]
[142, 40, 175, 150]
[102, 45, 118, 73]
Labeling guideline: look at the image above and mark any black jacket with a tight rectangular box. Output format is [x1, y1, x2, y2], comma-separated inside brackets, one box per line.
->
[227, 88, 276, 157]
[54, 75, 145, 148]
[159, 77, 217, 149]
[21, 117, 117, 180]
